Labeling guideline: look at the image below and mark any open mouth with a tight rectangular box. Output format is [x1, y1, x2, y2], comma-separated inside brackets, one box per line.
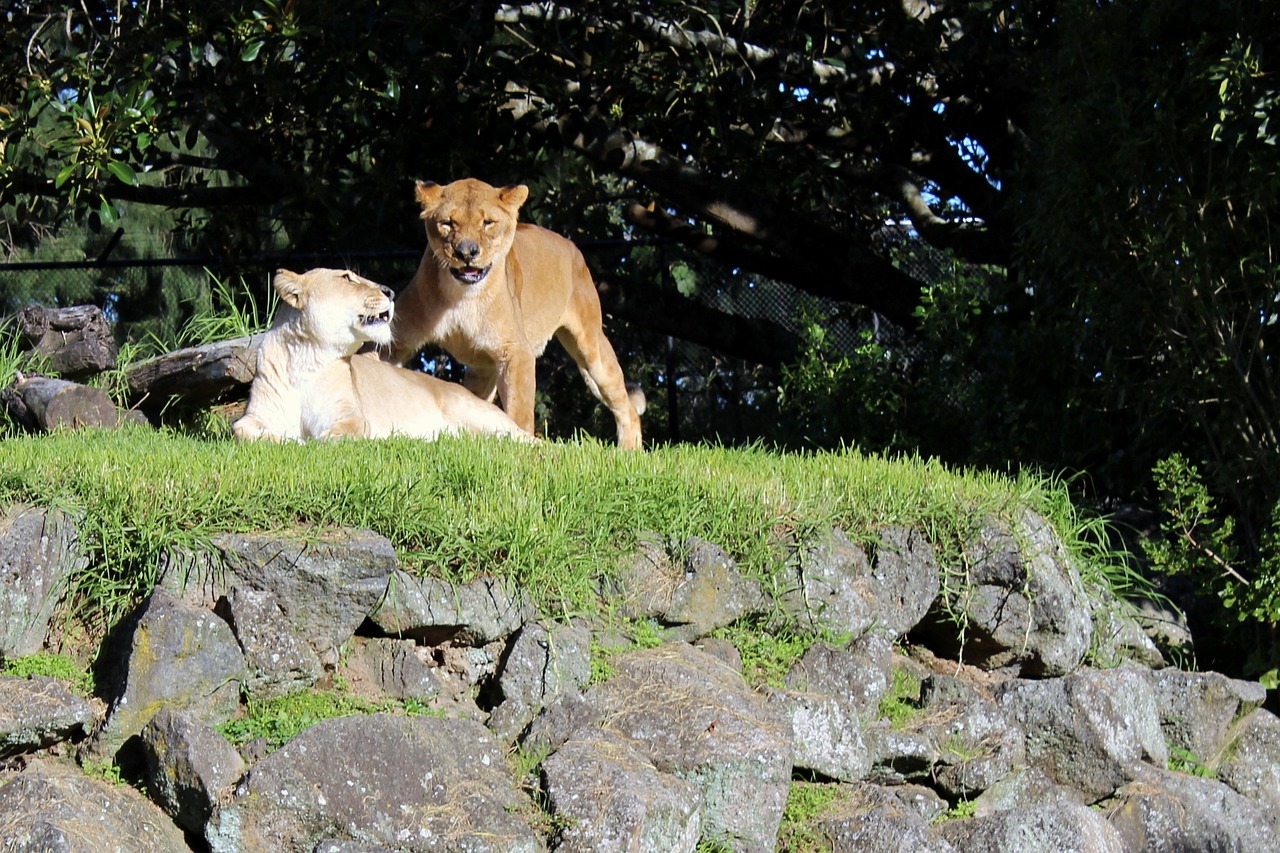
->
[359, 309, 392, 327]
[450, 265, 491, 285]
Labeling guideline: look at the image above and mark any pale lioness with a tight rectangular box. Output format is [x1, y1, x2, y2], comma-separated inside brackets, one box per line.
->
[233, 267, 530, 442]
[388, 178, 645, 449]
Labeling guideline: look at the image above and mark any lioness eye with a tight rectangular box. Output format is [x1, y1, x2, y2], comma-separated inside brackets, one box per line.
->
[439, 220, 454, 233]
[483, 219, 497, 228]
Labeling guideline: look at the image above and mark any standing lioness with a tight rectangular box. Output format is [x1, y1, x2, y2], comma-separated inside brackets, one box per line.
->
[388, 178, 644, 449]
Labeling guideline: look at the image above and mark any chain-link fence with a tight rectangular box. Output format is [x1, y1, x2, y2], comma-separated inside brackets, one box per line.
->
[1, 227, 983, 445]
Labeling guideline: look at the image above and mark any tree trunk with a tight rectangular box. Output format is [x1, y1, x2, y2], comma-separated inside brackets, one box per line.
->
[17, 305, 118, 378]
[2, 376, 120, 431]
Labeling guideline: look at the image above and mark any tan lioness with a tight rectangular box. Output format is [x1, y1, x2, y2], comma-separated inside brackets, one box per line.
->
[233, 268, 530, 443]
[388, 178, 644, 449]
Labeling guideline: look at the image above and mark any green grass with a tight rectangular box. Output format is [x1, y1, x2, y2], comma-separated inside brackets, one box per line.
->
[2, 652, 94, 695]
[217, 687, 435, 750]
[0, 426, 1115, 633]
[878, 664, 924, 729]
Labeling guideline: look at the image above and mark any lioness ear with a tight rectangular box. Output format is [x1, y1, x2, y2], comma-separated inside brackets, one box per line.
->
[414, 180, 443, 214]
[273, 269, 307, 309]
[498, 184, 530, 211]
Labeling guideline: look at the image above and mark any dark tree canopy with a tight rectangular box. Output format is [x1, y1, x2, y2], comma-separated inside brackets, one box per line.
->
[2, 1, 1035, 322]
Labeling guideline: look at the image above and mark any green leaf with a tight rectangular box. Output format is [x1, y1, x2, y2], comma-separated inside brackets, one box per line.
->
[241, 40, 264, 62]
[54, 163, 77, 189]
[98, 196, 119, 223]
[106, 160, 138, 186]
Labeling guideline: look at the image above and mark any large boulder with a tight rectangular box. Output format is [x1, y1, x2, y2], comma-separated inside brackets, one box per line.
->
[207, 714, 541, 853]
[0, 675, 97, 755]
[0, 506, 87, 658]
[1106, 766, 1277, 852]
[487, 620, 591, 741]
[160, 527, 396, 666]
[1218, 709, 1280, 831]
[995, 665, 1167, 801]
[542, 729, 702, 853]
[937, 799, 1126, 853]
[368, 569, 533, 645]
[915, 510, 1094, 676]
[139, 707, 245, 834]
[0, 758, 191, 852]
[608, 535, 765, 641]
[85, 587, 243, 763]
[532, 643, 791, 853]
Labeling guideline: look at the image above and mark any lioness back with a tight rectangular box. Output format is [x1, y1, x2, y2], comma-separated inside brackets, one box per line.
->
[348, 356, 530, 440]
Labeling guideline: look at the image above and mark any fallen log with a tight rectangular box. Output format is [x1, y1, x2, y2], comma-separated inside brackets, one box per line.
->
[1, 376, 120, 431]
[123, 334, 262, 409]
[16, 305, 118, 378]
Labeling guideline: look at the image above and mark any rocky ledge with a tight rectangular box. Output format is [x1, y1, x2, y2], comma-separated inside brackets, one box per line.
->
[0, 503, 1276, 853]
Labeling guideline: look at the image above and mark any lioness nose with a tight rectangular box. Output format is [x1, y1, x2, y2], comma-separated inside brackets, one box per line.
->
[457, 240, 480, 262]
[379, 285, 394, 299]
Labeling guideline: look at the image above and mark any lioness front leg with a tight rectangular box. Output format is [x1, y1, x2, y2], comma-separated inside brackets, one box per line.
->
[318, 415, 368, 439]
[495, 350, 538, 435]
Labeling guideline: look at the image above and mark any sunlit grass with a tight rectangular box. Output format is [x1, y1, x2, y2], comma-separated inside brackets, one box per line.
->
[0, 427, 1112, 632]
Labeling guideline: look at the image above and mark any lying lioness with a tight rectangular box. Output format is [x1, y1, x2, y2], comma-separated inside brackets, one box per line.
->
[233, 268, 530, 442]
[388, 178, 645, 449]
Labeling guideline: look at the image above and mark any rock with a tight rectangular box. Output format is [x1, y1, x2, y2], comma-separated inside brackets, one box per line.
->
[16, 304, 118, 378]
[777, 527, 876, 637]
[915, 674, 1025, 798]
[84, 587, 243, 763]
[870, 525, 943, 638]
[207, 714, 540, 853]
[542, 729, 702, 853]
[937, 799, 1126, 852]
[1106, 766, 1278, 853]
[866, 724, 939, 785]
[215, 586, 322, 700]
[785, 634, 894, 717]
[160, 527, 396, 665]
[816, 782, 956, 853]
[368, 569, 533, 645]
[609, 535, 765, 641]
[765, 686, 871, 782]
[487, 620, 591, 741]
[0, 506, 87, 658]
[0, 758, 191, 852]
[916, 510, 1094, 676]
[1218, 709, 1280, 830]
[344, 636, 442, 702]
[971, 765, 1086, 816]
[139, 707, 245, 833]
[995, 665, 1167, 801]
[1147, 668, 1267, 761]
[1088, 595, 1165, 668]
[548, 643, 791, 853]
[0, 675, 97, 755]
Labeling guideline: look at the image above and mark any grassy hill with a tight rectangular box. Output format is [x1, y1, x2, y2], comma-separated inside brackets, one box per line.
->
[0, 428, 1135, 636]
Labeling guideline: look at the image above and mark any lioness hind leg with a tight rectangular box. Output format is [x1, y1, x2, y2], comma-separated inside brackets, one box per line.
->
[462, 364, 499, 404]
[554, 326, 643, 450]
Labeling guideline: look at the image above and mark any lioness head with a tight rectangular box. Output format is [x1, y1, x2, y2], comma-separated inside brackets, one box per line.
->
[414, 178, 529, 287]
[274, 268, 395, 350]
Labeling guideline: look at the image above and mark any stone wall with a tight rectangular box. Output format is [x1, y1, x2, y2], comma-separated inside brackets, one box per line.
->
[0, 503, 1276, 853]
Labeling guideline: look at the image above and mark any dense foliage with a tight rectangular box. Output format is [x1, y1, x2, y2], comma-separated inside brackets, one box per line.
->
[2, 0, 1279, 677]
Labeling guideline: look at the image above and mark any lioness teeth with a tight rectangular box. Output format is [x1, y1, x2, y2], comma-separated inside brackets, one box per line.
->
[451, 265, 490, 285]
[360, 311, 391, 324]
